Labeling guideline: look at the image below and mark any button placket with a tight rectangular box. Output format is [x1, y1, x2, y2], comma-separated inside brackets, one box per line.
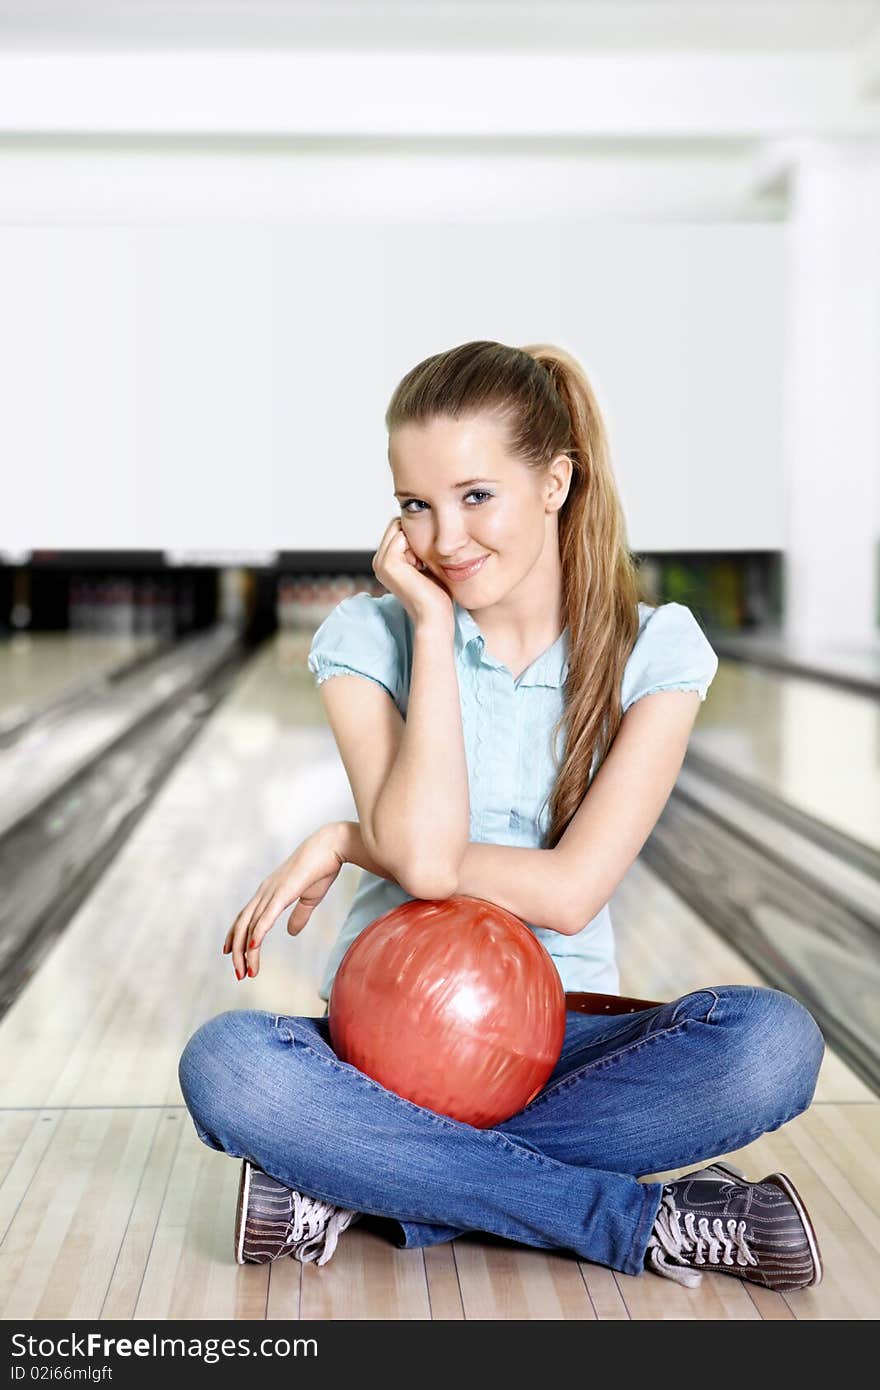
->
[482, 667, 516, 842]
[509, 683, 528, 836]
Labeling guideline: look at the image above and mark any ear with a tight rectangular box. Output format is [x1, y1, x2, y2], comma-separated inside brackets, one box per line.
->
[545, 453, 573, 513]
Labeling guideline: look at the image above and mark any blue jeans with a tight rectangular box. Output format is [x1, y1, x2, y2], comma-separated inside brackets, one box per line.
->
[177, 985, 824, 1276]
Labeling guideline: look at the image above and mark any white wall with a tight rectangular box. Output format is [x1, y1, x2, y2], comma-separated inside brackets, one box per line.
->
[782, 142, 880, 647]
[0, 221, 785, 554]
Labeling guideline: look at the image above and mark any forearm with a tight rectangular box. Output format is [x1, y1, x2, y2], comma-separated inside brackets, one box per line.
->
[455, 841, 570, 935]
[338, 821, 569, 935]
[370, 616, 469, 896]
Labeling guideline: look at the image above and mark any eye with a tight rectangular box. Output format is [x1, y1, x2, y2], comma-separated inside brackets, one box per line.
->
[401, 490, 493, 514]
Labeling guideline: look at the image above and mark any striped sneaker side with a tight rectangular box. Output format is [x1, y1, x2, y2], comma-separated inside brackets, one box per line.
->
[647, 1161, 823, 1292]
[233, 1158, 361, 1267]
[235, 1159, 297, 1265]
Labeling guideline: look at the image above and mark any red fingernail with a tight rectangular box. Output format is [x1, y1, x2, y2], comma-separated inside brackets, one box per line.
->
[235, 968, 242, 980]
[249, 941, 257, 952]
[247, 966, 255, 978]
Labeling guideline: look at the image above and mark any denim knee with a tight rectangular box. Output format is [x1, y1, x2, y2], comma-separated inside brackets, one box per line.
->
[719, 985, 825, 1125]
[178, 1009, 276, 1143]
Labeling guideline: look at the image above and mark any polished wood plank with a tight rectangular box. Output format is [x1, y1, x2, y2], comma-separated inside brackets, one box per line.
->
[740, 1284, 796, 1319]
[423, 1244, 465, 1320]
[266, 1252, 302, 1320]
[136, 1125, 269, 1321]
[576, 1261, 628, 1318]
[800, 1103, 880, 1219]
[612, 1262, 759, 1320]
[102, 1108, 186, 1319]
[0, 1108, 160, 1320]
[0, 1110, 60, 1243]
[299, 1227, 431, 1320]
[452, 1238, 596, 1320]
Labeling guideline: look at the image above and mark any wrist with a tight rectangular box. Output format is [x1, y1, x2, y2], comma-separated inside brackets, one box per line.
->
[413, 609, 455, 639]
[327, 820, 355, 865]
[334, 819, 400, 884]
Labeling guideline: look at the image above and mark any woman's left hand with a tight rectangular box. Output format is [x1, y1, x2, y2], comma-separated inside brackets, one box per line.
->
[222, 822, 346, 981]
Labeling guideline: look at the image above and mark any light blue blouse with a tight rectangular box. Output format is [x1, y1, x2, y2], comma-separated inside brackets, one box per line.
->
[307, 594, 719, 1003]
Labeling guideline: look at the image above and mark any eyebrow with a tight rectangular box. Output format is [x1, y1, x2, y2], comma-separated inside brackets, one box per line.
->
[393, 478, 500, 499]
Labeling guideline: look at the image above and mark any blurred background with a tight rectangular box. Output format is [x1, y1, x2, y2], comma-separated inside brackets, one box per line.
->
[0, 1, 878, 1320]
[3, 0, 879, 656]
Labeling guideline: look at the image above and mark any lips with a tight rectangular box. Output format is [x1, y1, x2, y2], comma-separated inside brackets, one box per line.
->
[440, 555, 489, 580]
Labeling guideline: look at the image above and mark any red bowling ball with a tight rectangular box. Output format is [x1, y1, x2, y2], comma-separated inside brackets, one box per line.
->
[328, 894, 566, 1127]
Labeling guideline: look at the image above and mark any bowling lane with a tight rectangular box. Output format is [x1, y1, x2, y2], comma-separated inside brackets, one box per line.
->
[689, 659, 880, 852]
[709, 624, 880, 692]
[0, 631, 362, 1109]
[0, 627, 868, 1115]
[0, 631, 161, 734]
[0, 626, 238, 837]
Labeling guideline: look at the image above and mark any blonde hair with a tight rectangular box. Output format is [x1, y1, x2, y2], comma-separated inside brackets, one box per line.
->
[385, 340, 649, 850]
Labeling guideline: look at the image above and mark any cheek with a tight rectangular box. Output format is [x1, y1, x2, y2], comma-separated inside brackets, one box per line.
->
[480, 504, 529, 549]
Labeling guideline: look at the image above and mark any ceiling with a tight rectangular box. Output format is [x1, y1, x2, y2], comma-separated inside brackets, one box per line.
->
[0, 1, 878, 54]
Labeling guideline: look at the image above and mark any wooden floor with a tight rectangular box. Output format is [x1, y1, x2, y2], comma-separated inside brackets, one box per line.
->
[0, 633, 877, 1320]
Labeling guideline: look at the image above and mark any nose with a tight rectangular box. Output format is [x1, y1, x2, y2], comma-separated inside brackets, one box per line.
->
[431, 519, 473, 560]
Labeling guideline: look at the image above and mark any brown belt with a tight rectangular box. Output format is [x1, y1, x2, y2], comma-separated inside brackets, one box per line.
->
[322, 991, 665, 1021]
[564, 990, 665, 1016]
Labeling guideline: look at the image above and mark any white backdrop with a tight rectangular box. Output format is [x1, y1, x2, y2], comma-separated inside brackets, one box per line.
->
[0, 221, 785, 554]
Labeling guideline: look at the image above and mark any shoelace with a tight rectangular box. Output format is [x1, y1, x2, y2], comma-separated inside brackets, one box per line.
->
[646, 1188, 759, 1290]
[286, 1191, 360, 1266]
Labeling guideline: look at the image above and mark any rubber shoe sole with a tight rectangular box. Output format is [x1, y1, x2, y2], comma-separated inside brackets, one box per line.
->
[234, 1158, 254, 1266]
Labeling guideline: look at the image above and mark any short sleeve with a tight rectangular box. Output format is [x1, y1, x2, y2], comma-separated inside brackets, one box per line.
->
[307, 593, 402, 705]
[621, 602, 719, 714]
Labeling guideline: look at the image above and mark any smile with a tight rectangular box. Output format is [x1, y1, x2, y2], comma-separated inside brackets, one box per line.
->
[440, 555, 490, 581]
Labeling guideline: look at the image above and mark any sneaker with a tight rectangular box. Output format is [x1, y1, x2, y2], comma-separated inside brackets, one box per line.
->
[645, 1160, 823, 1291]
[234, 1158, 360, 1266]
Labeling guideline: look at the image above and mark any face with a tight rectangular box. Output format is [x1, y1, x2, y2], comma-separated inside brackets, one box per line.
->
[389, 413, 572, 605]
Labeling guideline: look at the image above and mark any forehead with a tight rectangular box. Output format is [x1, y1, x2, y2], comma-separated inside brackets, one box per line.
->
[390, 414, 513, 474]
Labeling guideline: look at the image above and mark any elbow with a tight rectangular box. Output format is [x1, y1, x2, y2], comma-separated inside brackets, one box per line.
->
[555, 896, 590, 938]
[557, 899, 606, 938]
[400, 863, 459, 902]
[552, 855, 601, 936]
[368, 811, 461, 902]
[368, 829, 459, 902]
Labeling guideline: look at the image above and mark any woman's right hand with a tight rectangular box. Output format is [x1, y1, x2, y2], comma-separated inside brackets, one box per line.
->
[372, 517, 455, 628]
[222, 823, 345, 981]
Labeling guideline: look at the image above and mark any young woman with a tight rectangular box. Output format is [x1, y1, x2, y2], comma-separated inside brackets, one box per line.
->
[178, 341, 825, 1290]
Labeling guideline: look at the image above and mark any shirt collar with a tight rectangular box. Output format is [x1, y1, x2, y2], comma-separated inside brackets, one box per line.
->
[452, 600, 569, 688]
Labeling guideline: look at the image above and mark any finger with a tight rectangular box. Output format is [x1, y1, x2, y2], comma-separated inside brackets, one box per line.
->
[223, 905, 252, 955]
[375, 517, 398, 552]
[231, 900, 262, 980]
[248, 894, 279, 950]
[244, 895, 283, 976]
[372, 525, 398, 573]
[286, 885, 329, 936]
[378, 518, 407, 560]
[244, 904, 272, 967]
[223, 905, 251, 955]
[285, 898, 314, 937]
[380, 528, 412, 576]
